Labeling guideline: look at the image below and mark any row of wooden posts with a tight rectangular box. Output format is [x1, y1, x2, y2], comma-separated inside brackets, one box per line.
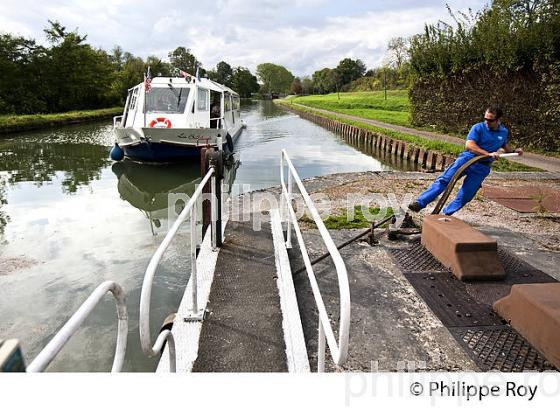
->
[283, 106, 456, 171]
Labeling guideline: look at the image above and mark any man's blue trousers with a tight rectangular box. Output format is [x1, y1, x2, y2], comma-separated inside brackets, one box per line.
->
[416, 152, 491, 215]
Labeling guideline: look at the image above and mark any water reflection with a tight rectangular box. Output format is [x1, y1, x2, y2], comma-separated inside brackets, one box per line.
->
[112, 161, 201, 234]
[0, 141, 110, 193]
[111, 158, 240, 239]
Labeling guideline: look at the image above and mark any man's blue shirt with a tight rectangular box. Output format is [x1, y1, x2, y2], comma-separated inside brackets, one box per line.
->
[466, 122, 508, 153]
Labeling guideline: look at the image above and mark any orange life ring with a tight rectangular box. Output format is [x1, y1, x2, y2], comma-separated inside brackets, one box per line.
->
[149, 117, 172, 128]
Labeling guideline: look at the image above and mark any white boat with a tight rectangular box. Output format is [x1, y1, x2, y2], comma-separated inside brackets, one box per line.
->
[112, 74, 244, 162]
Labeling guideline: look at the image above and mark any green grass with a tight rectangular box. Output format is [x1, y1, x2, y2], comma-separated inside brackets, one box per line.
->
[0, 107, 122, 132]
[276, 99, 540, 172]
[300, 206, 394, 230]
[290, 90, 411, 127]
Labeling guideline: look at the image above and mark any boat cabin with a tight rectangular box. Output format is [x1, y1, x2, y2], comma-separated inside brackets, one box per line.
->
[120, 77, 241, 131]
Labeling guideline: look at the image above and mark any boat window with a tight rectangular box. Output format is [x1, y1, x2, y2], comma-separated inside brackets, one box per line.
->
[129, 88, 139, 111]
[233, 96, 240, 110]
[145, 87, 190, 113]
[224, 93, 231, 111]
[197, 88, 209, 111]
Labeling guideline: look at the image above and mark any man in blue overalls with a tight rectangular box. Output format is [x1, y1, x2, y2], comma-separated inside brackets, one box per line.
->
[408, 106, 523, 215]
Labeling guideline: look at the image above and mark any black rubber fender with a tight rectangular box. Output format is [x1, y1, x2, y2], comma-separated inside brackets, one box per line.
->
[226, 133, 234, 152]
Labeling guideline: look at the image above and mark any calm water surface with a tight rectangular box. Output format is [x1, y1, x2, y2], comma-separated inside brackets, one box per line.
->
[0, 101, 412, 371]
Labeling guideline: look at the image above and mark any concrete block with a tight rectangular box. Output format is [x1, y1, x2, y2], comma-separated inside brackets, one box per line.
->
[426, 151, 435, 169]
[417, 148, 426, 166]
[435, 153, 444, 171]
[410, 146, 419, 163]
[391, 139, 398, 155]
[402, 143, 411, 160]
[494, 283, 560, 369]
[421, 215, 505, 281]
[443, 155, 455, 169]
[395, 141, 403, 158]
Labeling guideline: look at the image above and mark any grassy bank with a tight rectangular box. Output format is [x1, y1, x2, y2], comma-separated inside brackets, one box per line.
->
[0, 107, 122, 134]
[288, 91, 411, 127]
[300, 206, 395, 229]
[276, 99, 539, 172]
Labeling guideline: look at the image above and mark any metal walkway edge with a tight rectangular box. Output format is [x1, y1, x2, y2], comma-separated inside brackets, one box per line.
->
[191, 213, 290, 372]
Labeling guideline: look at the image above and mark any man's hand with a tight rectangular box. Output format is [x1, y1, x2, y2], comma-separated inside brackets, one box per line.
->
[490, 152, 501, 159]
[515, 148, 524, 156]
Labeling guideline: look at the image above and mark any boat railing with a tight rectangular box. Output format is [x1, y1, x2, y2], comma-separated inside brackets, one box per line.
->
[26, 281, 128, 373]
[139, 166, 219, 372]
[113, 115, 124, 128]
[279, 149, 351, 372]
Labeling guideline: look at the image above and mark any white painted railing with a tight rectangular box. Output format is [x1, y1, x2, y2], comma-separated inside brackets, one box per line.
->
[279, 149, 351, 372]
[139, 167, 218, 372]
[26, 281, 128, 373]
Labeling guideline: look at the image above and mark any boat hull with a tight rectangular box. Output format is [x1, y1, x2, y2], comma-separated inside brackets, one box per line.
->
[114, 124, 243, 162]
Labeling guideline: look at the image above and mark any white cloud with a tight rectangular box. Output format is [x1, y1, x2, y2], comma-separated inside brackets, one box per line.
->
[0, 0, 487, 76]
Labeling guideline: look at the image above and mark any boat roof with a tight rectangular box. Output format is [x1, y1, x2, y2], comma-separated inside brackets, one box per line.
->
[147, 76, 239, 96]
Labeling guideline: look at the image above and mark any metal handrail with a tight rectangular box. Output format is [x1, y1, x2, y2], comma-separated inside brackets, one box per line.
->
[279, 149, 351, 372]
[26, 281, 128, 373]
[139, 167, 217, 372]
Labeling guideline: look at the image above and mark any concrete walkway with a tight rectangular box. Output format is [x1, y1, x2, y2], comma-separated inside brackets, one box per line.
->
[292, 103, 560, 173]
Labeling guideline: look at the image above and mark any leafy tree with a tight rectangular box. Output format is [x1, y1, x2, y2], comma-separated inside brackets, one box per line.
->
[335, 58, 366, 86]
[256, 63, 294, 94]
[290, 77, 302, 95]
[168, 46, 202, 75]
[145, 56, 171, 77]
[230, 67, 259, 97]
[215, 61, 234, 87]
[301, 77, 314, 95]
[41, 20, 117, 111]
[0, 33, 46, 113]
[312, 68, 335, 94]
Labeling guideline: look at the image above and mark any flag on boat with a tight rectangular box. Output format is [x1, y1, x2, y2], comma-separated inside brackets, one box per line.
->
[179, 69, 192, 78]
[144, 67, 152, 92]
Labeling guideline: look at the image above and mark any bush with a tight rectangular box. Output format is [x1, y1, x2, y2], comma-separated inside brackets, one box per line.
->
[408, 0, 560, 152]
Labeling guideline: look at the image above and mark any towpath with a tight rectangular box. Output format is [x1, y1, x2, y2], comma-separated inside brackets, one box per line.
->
[291, 102, 560, 173]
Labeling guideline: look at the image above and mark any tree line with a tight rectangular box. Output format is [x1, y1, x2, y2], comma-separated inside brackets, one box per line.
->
[0, 19, 410, 115]
[0, 21, 260, 115]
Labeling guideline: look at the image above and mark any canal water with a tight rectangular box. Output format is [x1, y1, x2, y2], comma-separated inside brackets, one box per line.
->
[0, 101, 411, 372]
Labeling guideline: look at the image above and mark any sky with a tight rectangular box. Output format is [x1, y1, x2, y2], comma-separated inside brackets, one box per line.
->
[0, 0, 488, 77]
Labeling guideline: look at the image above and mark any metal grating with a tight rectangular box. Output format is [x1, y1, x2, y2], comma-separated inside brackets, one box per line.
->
[390, 242, 549, 276]
[390, 241, 559, 372]
[497, 248, 533, 274]
[451, 326, 556, 372]
[402, 271, 504, 327]
[389, 244, 448, 273]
